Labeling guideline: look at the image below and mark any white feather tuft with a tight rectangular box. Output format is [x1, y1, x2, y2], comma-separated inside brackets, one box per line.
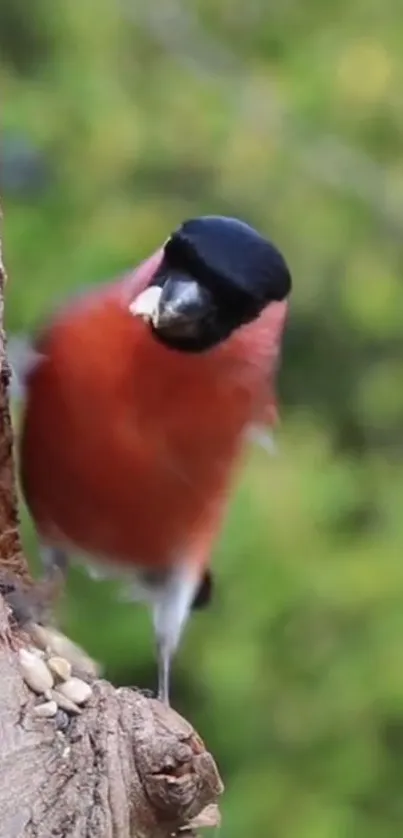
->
[247, 425, 277, 456]
[129, 286, 162, 320]
[7, 335, 45, 402]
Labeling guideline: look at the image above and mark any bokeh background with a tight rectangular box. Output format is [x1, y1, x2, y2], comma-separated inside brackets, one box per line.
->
[2, 1, 403, 835]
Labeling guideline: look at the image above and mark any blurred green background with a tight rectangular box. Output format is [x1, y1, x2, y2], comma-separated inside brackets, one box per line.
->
[2, 1, 403, 835]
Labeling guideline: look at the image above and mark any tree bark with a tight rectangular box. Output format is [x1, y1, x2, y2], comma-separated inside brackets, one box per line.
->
[0, 220, 223, 838]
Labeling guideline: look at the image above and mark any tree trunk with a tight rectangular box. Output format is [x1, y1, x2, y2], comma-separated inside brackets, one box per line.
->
[0, 219, 223, 838]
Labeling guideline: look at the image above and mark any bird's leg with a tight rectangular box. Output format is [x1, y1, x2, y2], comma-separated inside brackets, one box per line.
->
[40, 543, 69, 583]
[18, 543, 99, 678]
[152, 567, 200, 706]
[37, 543, 70, 613]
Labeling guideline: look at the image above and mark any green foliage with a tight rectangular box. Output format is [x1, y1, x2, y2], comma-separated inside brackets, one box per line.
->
[2, 2, 403, 835]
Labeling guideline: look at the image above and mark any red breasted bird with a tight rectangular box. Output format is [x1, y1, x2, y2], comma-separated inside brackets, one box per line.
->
[12, 215, 291, 704]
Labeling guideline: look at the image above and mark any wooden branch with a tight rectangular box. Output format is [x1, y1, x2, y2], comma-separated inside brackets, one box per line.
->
[0, 215, 223, 838]
[0, 231, 32, 588]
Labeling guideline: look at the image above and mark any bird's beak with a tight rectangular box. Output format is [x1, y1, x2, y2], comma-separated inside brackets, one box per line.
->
[130, 278, 213, 339]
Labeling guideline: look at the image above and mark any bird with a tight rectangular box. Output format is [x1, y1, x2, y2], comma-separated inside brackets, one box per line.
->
[11, 215, 292, 705]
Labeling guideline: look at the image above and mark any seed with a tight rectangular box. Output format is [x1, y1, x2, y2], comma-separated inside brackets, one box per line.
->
[33, 700, 58, 718]
[51, 689, 82, 715]
[28, 625, 99, 677]
[57, 677, 93, 706]
[47, 656, 72, 682]
[19, 648, 54, 694]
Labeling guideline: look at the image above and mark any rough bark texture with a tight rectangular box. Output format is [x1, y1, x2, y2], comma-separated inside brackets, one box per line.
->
[0, 220, 223, 838]
[0, 235, 32, 589]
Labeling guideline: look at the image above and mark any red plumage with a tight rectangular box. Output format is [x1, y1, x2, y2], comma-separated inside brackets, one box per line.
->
[20, 250, 287, 572]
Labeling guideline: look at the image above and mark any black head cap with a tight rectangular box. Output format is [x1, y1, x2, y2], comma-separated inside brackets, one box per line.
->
[146, 215, 292, 352]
